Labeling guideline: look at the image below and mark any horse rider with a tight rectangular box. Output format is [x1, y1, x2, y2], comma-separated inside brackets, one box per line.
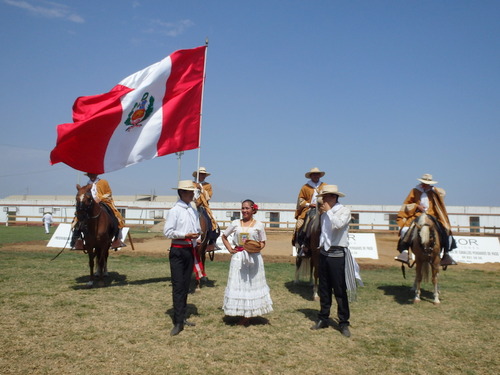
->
[192, 167, 219, 250]
[71, 173, 126, 250]
[395, 173, 457, 267]
[292, 167, 327, 255]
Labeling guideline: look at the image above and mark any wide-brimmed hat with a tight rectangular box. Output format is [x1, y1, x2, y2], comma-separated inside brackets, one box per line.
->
[192, 167, 211, 178]
[317, 184, 345, 197]
[305, 167, 325, 178]
[172, 180, 196, 191]
[243, 240, 263, 253]
[417, 173, 438, 185]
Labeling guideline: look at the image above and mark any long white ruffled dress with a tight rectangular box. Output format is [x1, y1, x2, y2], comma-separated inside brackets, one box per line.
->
[223, 220, 273, 317]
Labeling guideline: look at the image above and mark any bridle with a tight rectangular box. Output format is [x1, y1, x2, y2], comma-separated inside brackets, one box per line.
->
[416, 222, 436, 259]
[76, 190, 101, 221]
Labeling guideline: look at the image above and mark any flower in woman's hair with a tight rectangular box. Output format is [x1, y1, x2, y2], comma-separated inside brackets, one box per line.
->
[253, 203, 259, 211]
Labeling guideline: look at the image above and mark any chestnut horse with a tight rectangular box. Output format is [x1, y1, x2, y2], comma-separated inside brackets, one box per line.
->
[294, 207, 321, 301]
[410, 213, 442, 304]
[195, 206, 220, 290]
[75, 184, 116, 287]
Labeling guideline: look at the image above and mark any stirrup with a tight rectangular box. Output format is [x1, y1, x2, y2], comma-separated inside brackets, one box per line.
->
[71, 239, 85, 250]
[394, 250, 410, 264]
[440, 253, 457, 267]
[111, 240, 126, 249]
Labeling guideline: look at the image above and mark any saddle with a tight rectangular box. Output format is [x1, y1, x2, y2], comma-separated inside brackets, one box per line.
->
[99, 202, 119, 238]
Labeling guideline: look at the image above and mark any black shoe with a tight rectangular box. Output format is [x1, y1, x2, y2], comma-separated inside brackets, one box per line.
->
[340, 326, 351, 337]
[184, 320, 196, 327]
[310, 320, 328, 330]
[440, 253, 457, 266]
[170, 323, 184, 336]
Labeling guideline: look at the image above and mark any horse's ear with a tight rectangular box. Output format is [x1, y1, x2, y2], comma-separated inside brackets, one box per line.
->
[76, 184, 81, 190]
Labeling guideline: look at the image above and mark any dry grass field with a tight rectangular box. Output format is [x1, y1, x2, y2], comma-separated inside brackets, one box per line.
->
[1, 228, 499, 374]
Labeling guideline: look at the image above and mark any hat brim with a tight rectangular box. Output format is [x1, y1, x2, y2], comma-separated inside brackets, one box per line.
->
[192, 171, 211, 177]
[318, 191, 345, 198]
[172, 187, 197, 191]
[418, 179, 438, 185]
[305, 172, 325, 178]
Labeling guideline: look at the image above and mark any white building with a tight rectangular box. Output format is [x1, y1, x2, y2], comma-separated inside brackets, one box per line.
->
[1, 195, 499, 235]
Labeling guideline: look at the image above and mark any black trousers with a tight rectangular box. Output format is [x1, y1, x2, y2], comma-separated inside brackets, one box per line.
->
[318, 253, 350, 327]
[169, 247, 194, 325]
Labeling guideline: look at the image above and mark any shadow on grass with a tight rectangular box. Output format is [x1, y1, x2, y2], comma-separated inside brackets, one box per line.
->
[296, 310, 347, 334]
[73, 272, 171, 289]
[377, 285, 437, 305]
[284, 280, 315, 301]
[297, 308, 317, 322]
[165, 304, 200, 324]
[197, 277, 217, 288]
[222, 315, 270, 327]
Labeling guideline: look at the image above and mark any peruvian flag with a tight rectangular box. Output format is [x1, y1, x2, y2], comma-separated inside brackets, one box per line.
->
[50, 46, 206, 174]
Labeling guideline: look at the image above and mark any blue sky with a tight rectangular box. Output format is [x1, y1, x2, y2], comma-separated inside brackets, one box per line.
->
[1, 0, 499, 206]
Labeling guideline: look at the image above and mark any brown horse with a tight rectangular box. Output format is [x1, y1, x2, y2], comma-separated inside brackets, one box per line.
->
[294, 207, 321, 300]
[410, 213, 442, 304]
[75, 184, 115, 288]
[195, 206, 220, 290]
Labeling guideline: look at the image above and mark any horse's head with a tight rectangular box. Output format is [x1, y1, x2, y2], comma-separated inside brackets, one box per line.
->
[75, 184, 94, 219]
[413, 213, 440, 255]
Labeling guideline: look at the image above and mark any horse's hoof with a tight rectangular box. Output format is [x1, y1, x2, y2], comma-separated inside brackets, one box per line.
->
[313, 296, 320, 302]
[413, 298, 421, 304]
[86, 281, 94, 288]
[433, 301, 441, 305]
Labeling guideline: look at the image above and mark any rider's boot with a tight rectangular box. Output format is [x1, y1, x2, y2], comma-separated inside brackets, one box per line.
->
[394, 250, 410, 264]
[111, 229, 126, 249]
[72, 238, 85, 250]
[440, 252, 457, 266]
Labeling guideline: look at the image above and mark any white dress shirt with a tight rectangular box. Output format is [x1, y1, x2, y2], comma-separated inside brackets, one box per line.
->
[319, 203, 351, 249]
[163, 200, 201, 246]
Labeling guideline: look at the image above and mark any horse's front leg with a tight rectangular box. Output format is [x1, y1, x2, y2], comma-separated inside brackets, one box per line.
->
[431, 264, 440, 305]
[312, 254, 319, 301]
[294, 257, 302, 284]
[413, 262, 422, 303]
[312, 275, 319, 301]
[87, 250, 95, 288]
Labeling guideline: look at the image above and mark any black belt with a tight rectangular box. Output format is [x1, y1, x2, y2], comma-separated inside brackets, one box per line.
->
[322, 246, 346, 252]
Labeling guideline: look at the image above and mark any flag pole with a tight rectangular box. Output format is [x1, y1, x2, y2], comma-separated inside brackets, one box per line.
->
[195, 38, 209, 184]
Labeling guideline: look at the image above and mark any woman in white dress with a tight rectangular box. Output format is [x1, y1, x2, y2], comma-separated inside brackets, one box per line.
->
[221, 199, 273, 325]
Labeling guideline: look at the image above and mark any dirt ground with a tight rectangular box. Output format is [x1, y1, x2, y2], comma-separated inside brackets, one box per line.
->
[6, 230, 499, 272]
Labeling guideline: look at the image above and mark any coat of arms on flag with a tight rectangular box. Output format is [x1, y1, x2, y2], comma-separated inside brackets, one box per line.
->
[125, 92, 155, 131]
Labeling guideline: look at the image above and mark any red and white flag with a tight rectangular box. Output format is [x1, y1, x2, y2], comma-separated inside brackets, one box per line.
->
[50, 46, 206, 174]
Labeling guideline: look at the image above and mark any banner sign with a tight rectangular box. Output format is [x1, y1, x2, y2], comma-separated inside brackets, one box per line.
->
[292, 233, 378, 259]
[452, 236, 500, 264]
[47, 223, 129, 248]
[348, 233, 379, 259]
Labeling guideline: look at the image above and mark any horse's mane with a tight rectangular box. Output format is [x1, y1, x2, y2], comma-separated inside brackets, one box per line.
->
[412, 214, 433, 246]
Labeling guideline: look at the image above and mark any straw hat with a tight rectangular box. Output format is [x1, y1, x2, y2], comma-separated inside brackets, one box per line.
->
[417, 173, 438, 185]
[305, 167, 325, 178]
[243, 240, 263, 253]
[192, 167, 211, 178]
[172, 180, 196, 191]
[317, 185, 345, 197]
